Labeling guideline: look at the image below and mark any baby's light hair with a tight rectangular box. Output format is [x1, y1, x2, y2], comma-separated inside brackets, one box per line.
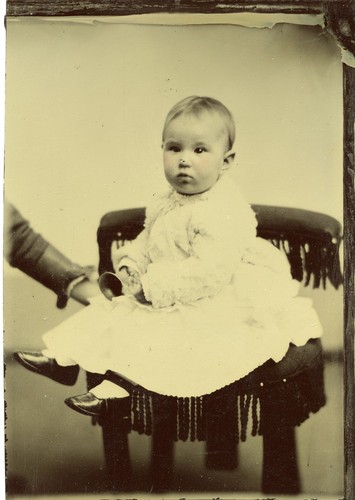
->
[162, 96, 235, 150]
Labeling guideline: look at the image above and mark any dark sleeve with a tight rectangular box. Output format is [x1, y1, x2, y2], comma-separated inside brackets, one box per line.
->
[5, 202, 87, 308]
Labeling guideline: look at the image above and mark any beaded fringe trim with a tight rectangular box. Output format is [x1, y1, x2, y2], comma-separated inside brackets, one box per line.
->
[269, 237, 342, 290]
[126, 357, 326, 443]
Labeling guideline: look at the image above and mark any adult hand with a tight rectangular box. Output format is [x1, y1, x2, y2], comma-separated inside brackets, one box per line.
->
[70, 273, 100, 305]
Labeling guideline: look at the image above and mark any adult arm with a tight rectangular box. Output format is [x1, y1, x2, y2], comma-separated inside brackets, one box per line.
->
[4, 202, 99, 308]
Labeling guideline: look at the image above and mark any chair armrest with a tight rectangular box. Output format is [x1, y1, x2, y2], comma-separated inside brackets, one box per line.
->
[252, 205, 342, 243]
[97, 208, 145, 275]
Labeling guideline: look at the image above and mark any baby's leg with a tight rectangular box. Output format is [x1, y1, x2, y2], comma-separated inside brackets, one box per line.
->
[41, 349, 76, 367]
[90, 380, 130, 398]
[42, 296, 118, 373]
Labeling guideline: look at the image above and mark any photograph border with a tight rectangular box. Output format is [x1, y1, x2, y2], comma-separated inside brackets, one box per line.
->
[5, 1, 355, 498]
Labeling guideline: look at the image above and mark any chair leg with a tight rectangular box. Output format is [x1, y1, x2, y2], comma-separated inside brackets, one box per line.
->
[151, 432, 175, 492]
[150, 397, 176, 492]
[262, 424, 300, 494]
[101, 399, 133, 492]
[205, 391, 238, 470]
[206, 429, 239, 470]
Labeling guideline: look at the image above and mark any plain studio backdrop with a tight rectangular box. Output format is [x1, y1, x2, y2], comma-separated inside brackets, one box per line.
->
[3, 15, 344, 497]
[5, 18, 343, 261]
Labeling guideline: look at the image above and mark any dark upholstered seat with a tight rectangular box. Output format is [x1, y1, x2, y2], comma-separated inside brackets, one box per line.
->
[85, 205, 342, 494]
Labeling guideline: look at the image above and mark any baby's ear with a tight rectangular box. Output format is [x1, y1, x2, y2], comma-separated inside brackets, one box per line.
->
[222, 151, 235, 170]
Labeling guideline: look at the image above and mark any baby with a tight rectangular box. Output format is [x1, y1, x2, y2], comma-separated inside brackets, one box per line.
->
[15, 96, 322, 416]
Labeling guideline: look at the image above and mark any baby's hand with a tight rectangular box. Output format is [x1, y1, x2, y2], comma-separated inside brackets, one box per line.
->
[118, 267, 142, 296]
[134, 288, 150, 304]
[118, 266, 149, 304]
[116, 266, 131, 286]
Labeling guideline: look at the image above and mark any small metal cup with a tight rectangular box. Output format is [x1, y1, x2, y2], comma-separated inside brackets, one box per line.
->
[99, 272, 123, 301]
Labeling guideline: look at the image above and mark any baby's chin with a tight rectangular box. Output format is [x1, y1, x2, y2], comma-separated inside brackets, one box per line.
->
[169, 178, 215, 196]
[175, 186, 212, 196]
[177, 180, 218, 195]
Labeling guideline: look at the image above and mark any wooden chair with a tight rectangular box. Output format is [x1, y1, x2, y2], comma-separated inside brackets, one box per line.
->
[86, 204, 342, 494]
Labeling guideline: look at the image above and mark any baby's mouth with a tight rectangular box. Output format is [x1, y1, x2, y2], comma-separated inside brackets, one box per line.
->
[177, 173, 192, 179]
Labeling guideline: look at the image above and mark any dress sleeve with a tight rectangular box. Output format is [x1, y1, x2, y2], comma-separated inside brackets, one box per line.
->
[141, 197, 258, 308]
[111, 228, 150, 275]
[111, 191, 169, 275]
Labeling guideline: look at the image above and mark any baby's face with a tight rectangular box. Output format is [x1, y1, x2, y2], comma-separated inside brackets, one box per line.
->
[163, 112, 231, 195]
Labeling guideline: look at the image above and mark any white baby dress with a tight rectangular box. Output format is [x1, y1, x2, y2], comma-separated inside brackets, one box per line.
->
[43, 174, 322, 397]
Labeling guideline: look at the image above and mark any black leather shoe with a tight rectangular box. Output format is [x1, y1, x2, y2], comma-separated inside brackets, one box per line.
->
[14, 351, 79, 386]
[64, 392, 107, 417]
[65, 392, 131, 418]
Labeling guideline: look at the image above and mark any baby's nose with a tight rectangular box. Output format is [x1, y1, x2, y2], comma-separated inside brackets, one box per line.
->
[178, 158, 191, 167]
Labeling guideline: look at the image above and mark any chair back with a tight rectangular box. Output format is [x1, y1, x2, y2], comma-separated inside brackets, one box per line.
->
[97, 205, 343, 289]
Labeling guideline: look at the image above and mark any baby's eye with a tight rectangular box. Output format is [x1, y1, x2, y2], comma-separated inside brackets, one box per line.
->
[195, 147, 206, 154]
[167, 144, 181, 153]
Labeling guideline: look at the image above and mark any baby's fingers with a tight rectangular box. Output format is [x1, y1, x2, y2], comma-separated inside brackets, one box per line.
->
[117, 269, 130, 285]
[129, 281, 143, 296]
[128, 275, 140, 287]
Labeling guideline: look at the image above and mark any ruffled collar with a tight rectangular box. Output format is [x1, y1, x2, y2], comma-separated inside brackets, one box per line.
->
[145, 174, 235, 227]
[169, 187, 209, 206]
